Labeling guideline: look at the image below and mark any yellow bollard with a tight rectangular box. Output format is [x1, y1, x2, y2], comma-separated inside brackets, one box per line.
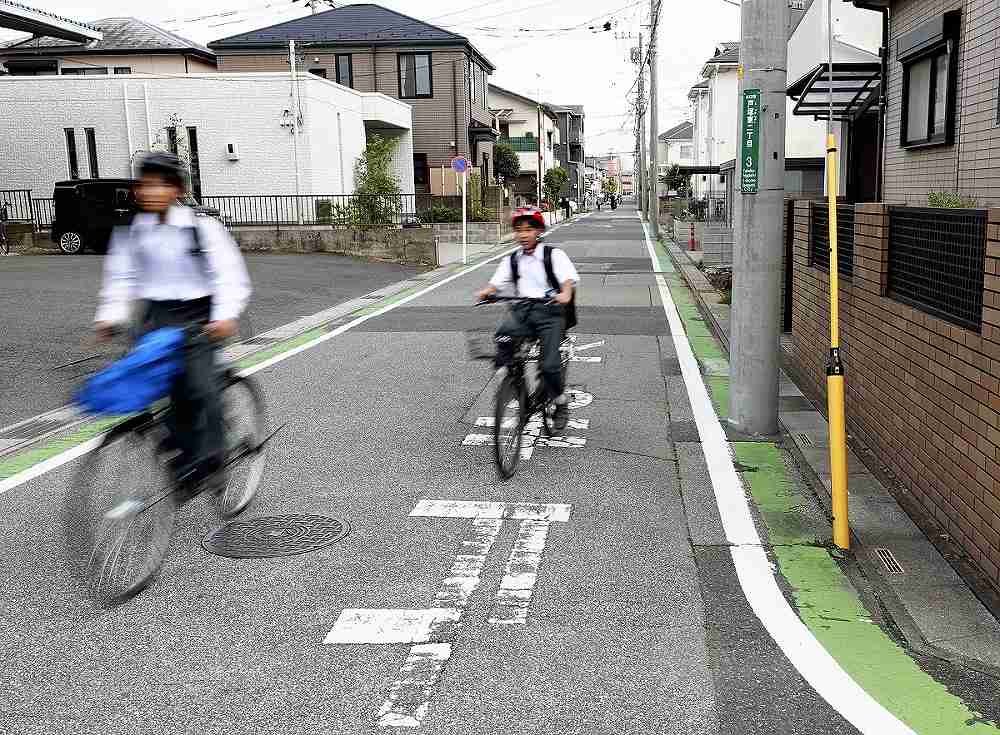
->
[825, 133, 850, 550]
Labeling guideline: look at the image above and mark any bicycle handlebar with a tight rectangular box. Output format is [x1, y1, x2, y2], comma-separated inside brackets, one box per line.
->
[475, 295, 555, 307]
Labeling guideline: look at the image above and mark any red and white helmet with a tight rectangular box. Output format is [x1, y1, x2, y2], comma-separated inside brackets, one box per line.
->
[510, 207, 546, 230]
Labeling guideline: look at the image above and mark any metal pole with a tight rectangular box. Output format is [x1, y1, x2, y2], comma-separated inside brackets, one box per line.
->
[825, 0, 850, 550]
[637, 33, 647, 218]
[729, 0, 789, 435]
[647, 0, 660, 237]
[289, 40, 303, 224]
[462, 168, 468, 265]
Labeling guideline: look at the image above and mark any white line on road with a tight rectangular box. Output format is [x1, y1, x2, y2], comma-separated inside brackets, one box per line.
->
[0, 216, 590, 496]
[325, 608, 462, 645]
[638, 214, 915, 735]
[409, 499, 572, 523]
[374, 516, 503, 728]
[489, 519, 551, 626]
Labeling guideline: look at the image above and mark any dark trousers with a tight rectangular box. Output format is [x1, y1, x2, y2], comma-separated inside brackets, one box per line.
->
[495, 303, 565, 400]
[142, 297, 223, 480]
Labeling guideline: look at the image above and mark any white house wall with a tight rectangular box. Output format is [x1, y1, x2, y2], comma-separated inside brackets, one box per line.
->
[0, 72, 412, 198]
[711, 71, 739, 166]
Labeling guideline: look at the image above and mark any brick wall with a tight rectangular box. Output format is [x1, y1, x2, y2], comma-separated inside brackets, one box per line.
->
[883, 0, 1000, 206]
[786, 201, 1000, 588]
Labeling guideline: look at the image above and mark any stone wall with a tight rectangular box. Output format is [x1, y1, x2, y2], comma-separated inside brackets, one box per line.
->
[231, 225, 436, 266]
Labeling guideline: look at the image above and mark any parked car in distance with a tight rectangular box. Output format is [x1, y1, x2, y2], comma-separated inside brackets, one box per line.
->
[52, 179, 226, 254]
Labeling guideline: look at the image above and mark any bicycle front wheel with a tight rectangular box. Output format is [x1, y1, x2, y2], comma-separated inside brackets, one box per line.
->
[494, 374, 527, 480]
[216, 373, 268, 520]
[64, 417, 176, 605]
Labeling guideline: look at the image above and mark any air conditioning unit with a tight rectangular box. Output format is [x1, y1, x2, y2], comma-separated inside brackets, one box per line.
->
[226, 142, 240, 161]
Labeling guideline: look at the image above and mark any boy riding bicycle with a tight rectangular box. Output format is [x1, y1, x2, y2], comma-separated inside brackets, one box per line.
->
[94, 152, 251, 495]
[477, 207, 579, 431]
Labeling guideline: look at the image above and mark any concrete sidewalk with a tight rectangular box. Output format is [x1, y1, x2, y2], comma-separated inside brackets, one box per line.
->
[666, 238, 1000, 675]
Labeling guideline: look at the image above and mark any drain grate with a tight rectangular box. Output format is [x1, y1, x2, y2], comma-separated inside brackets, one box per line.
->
[242, 336, 280, 346]
[797, 433, 814, 447]
[360, 294, 385, 300]
[873, 547, 905, 575]
[203, 514, 350, 558]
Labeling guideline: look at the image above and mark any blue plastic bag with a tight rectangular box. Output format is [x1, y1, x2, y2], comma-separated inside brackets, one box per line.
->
[75, 327, 186, 416]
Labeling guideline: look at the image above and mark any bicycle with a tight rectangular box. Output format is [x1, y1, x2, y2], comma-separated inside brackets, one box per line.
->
[472, 296, 573, 480]
[63, 330, 273, 606]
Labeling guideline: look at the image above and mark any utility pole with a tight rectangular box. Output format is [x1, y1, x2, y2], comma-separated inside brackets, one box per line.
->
[635, 34, 647, 218]
[728, 0, 789, 435]
[647, 0, 660, 238]
[537, 103, 544, 206]
[288, 40, 303, 223]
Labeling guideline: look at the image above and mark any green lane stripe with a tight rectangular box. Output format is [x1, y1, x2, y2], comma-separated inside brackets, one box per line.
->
[0, 418, 120, 480]
[661, 240, 997, 732]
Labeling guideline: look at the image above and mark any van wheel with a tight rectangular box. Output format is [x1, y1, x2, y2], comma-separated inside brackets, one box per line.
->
[59, 232, 84, 254]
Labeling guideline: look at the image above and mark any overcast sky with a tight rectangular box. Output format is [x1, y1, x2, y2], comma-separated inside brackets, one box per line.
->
[4, 0, 741, 168]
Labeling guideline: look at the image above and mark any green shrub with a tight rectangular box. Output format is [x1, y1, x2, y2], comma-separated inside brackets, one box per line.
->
[928, 191, 979, 209]
[420, 204, 461, 223]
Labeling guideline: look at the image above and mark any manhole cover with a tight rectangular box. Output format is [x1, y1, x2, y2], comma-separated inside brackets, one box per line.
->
[203, 514, 350, 559]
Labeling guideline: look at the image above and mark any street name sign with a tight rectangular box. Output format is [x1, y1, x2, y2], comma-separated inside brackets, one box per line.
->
[740, 88, 761, 195]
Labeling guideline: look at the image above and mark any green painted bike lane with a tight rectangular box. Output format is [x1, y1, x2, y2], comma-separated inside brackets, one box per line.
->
[651, 240, 998, 734]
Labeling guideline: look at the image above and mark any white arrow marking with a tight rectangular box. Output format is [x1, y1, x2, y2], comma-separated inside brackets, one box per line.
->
[410, 499, 572, 523]
[325, 608, 461, 645]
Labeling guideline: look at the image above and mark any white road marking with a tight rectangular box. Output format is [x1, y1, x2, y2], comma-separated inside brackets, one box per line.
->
[489, 519, 551, 626]
[1, 216, 589, 495]
[473, 417, 590, 430]
[377, 643, 452, 729]
[325, 608, 461, 645]
[409, 499, 572, 523]
[639, 215, 915, 734]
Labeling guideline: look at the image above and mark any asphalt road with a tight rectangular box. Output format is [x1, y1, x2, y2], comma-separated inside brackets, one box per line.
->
[0, 253, 421, 427]
[0, 210, 992, 734]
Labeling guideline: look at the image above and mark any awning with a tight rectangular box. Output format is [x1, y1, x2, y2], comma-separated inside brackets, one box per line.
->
[787, 62, 881, 122]
[0, 1, 102, 43]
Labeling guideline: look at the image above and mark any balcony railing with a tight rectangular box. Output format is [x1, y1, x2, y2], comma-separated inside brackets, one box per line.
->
[500, 136, 539, 152]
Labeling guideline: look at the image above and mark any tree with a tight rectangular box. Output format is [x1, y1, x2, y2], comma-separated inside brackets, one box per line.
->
[659, 164, 690, 196]
[143, 113, 192, 192]
[350, 133, 402, 226]
[543, 167, 569, 206]
[493, 143, 520, 188]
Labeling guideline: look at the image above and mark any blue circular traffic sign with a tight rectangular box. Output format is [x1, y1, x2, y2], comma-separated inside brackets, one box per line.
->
[451, 157, 469, 174]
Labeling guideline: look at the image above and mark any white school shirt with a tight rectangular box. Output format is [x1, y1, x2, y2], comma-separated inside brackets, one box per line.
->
[95, 205, 252, 324]
[489, 245, 580, 298]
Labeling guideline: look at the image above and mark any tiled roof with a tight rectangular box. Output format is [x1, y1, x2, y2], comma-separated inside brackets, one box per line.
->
[548, 103, 584, 116]
[706, 41, 740, 65]
[209, 3, 493, 70]
[0, 1, 101, 33]
[688, 80, 709, 95]
[658, 121, 693, 141]
[2, 16, 213, 58]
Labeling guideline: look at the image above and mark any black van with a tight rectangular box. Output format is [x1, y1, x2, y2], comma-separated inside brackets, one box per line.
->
[51, 179, 137, 254]
[51, 179, 224, 254]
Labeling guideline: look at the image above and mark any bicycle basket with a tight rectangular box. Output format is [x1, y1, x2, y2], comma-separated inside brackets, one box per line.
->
[75, 327, 185, 415]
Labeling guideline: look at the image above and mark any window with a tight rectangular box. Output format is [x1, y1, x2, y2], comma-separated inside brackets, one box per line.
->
[84, 128, 99, 178]
[187, 127, 202, 201]
[468, 59, 475, 103]
[898, 12, 959, 148]
[310, 67, 328, 78]
[398, 53, 432, 98]
[61, 67, 107, 75]
[680, 144, 693, 159]
[413, 153, 429, 193]
[166, 127, 179, 155]
[64, 129, 80, 179]
[335, 54, 352, 88]
[114, 66, 132, 74]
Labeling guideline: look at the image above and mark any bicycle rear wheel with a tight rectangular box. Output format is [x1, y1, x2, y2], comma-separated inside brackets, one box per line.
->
[216, 373, 268, 520]
[64, 417, 176, 605]
[494, 374, 527, 480]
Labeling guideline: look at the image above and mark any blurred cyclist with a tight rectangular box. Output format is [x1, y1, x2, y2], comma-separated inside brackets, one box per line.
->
[477, 207, 579, 431]
[94, 152, 251, 495]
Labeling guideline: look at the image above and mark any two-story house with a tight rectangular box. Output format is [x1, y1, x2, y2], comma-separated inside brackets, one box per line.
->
[0, 16, 216, 76]
[488, 84, 559, 205]
[657, 121, 694, 181]
[687, 43, 740, 200]
[209, 3, 496, 195]
[548, 104, 586, 202]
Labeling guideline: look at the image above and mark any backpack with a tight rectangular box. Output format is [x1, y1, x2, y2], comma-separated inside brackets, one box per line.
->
[510, 244, 577, 331]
